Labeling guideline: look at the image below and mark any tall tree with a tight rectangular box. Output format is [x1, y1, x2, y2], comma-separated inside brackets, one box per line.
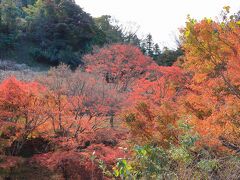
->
[141, 34, 154, 57]
[94, 15, 124, 44]
[83, 44, 156, 91]
[179, 8, 240, 149]
[23, 0, 97, 66]
[0, 0, 20, 54]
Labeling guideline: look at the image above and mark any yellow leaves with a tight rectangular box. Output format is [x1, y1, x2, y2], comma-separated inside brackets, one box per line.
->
[187, 15, 197, 24]
[204, 18, 212, 24]
[228, 21, 236, 29]
[183, 16, 198, 40]
[220, 22, 225, 28]
[223, 6, 230, 13]
[185, 29, 191, 38]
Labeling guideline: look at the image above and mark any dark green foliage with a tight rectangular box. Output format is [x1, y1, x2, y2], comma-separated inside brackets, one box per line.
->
[0, 0, 20, 31]
[140, 33, 183, 66]
[0, 0, 20, 55]
[13, 0, 37, 7]
[94, 15, 142, 47]
[94, 15, 124, 44]
[0, 0, 103, 67]
[0, 0, 180, 68]
[155, 47, 183, 66]
[91, 25, 107, 47]
[141, 34, 154, 57]
[22, 0, 96, 66]
[0, 33, 17, 53]
[29, 46, 81, 67]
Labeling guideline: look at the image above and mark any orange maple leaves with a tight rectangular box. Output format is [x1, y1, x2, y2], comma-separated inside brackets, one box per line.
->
[83, 44, 155, 91]
[180, 13, 240, 150]
[0, 26, 239, 154]
[0, 77, 49, 136]
[0, 65, 123, 144]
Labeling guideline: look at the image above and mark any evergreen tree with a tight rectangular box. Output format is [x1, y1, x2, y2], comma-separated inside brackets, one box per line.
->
[94, 15, 124, 44]
[153, 43, 161, 60]
[0, 0, 20, 54]
[23, 0, 97, 66]
[155, 47, 183, 66]
[145, 34, 154, 57]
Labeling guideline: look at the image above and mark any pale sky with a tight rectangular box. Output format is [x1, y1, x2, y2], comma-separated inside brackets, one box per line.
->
[76, 0, 240, 48]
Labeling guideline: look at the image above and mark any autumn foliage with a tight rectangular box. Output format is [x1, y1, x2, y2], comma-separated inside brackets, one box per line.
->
[83, 44, 155, 91]
[0, 77, 49, 155]
[1, 9, 240, 178]
[178, 9, 240, 150]
[121, 9, 240, 153]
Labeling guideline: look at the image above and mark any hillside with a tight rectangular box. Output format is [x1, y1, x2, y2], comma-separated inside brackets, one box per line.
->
[0, 0, 181, 68]
[0, 1, 240, 180]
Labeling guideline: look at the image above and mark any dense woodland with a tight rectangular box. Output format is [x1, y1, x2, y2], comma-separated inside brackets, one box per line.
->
[0, 0, 182, 67]
[0, 1, 240, 180]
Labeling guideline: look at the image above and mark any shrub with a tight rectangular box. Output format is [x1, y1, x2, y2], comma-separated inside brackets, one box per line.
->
[0, 33, 17, 54]
[111, 121, 240, 179]
[29, 47, 82, 67]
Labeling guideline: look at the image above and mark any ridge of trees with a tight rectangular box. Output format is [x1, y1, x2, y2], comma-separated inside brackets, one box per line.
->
[0, 0, 182, 68]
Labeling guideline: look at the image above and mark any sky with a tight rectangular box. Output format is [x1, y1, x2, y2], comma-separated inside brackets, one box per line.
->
[76, 0, 240, 48]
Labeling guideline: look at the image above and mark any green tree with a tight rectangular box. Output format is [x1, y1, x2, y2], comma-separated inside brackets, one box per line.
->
[155, 47, 183, 66]
[23, 0, 96, 67]
[0, 0, 19, 31]
[0, 0, 20, 54]
[94, 15, 124, 44]
[141, 34, 154, 57]
[94, 15, 142, 47]
[153, 43, 161, 60]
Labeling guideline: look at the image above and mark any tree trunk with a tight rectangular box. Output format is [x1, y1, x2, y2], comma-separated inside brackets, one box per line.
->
[110, 115, 114, 128]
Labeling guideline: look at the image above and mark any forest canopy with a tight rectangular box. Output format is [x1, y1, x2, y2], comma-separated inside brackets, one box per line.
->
[0, 0, 182, 67]
[0, 2, 240, 180]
